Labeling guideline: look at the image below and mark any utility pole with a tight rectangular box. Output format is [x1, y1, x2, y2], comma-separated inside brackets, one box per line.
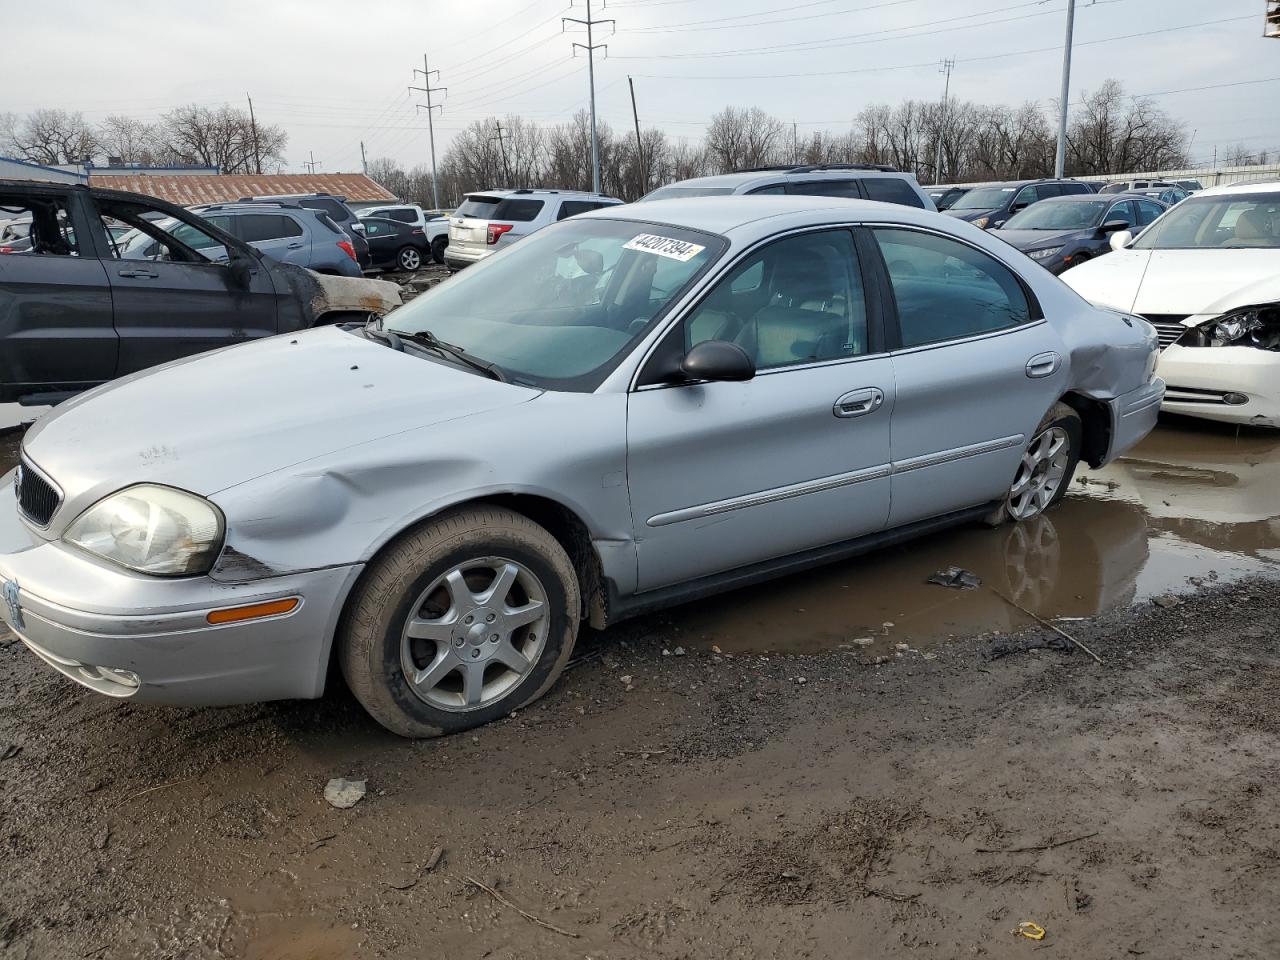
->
[304, 151, 320, 174]
[360, 140, 367, 176]
[564, 0, 615, 194]
[410, 53, 446, 210]
[490, 121, 511, 185]
[933, 58, 954, 185]
[628, 75, 645, 196]
[793, 121, 799, 165]
[246, 93, 262, 175]
[1053, 0, 1076, 179]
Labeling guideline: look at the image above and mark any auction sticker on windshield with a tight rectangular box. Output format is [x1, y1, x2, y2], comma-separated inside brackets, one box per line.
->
[623, 234, 706, 262]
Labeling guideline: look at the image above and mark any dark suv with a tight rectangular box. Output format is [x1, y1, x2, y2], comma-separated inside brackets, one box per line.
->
[943, 179, 1094, 230]
[0, 180, 400, 405]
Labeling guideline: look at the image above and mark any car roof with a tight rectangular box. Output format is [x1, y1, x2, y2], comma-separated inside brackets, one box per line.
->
[665, 167, 908, 191]
[580, 193, 943, 238]
[464, 188, 618, 200]
[1197, 180, 1280, 197]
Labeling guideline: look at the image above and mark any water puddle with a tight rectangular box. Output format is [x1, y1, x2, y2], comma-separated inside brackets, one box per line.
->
[661, 419, 1280, 655]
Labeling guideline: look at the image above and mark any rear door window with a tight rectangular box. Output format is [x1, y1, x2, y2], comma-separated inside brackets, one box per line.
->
[295, 198, 348, 222]
[491, 198, 545, 222]
[862, 178, 926, 208]
[237, 214, 304, 243]
[874, 228, 1032, 348]
[788, 180, 861, 199]
[557, 200, 602, 220]
[746, 184, 787, 195]
[1135, 200, 1164, 226]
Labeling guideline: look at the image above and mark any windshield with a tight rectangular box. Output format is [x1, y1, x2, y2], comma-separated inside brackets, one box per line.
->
[1133, 193, 1280, 250]
[639, 185, 736, 202]
[385, 218, 724, 390]
[1002, 200, 1105, 231]
[949, 186, 1015, 210]
[932, 189, 966, 211]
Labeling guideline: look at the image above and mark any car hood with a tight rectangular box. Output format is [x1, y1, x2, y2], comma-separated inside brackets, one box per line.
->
[996, 228, 1082, 251]
[943, 208, 994, 222]
[1063, 248, 1280, 316]
[23, 326, 540, 512]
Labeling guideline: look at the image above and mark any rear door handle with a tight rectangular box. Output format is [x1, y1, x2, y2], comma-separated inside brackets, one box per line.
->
[833, 387, 884, 419]
[1026, 351, 1061, 379]
[286, 241, 305, 249]
[117, 268, 158, 279]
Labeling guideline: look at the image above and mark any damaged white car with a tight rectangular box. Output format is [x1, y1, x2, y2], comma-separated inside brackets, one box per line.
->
[1064, 181, 1280, 427]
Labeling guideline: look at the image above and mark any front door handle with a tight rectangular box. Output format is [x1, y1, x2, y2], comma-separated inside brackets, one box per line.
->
[286, 241, 305, 249]
[833, 387, 884, 419]
[117, 268, 158, 279]
[1026, 351, 1061, 379]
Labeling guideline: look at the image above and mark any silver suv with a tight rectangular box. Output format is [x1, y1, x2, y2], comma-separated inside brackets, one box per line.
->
[446, 188, 622, 270]
[640, 164, 935, 210]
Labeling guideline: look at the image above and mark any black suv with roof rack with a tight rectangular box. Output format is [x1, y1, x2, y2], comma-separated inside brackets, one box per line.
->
[941, 179, 1094, 230]
[638, 164, 934, 209]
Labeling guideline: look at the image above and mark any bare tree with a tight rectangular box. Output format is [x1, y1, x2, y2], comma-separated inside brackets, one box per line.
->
[98, 115, 157, 164]
[705, 106, 784, 172]
[4, 109, 99, 164]
[1066, 80, 1186, 176]
[152, 105, 287, 173]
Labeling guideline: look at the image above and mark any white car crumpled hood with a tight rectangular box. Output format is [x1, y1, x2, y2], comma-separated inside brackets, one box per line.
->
[1065, 248, 1280, 318]
[21, 326, 538, 530]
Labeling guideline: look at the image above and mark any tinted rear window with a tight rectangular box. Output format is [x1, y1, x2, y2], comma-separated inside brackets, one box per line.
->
[296, 198, 349, 221]
[863, 177, 925, 208]
[456, 195, 504, 218]
[385, 208, 417, 223]
[557, 200, 602, 220]
[491, 198, 545, 222]
[788, 180, 861, 198]
[316, 213, 343, 234]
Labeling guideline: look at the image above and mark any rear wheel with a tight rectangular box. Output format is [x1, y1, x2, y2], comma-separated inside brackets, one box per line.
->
[339, 506, 580, 738]
[987, 402, 1082, 525]
[431, 236, 448, 265]
[397, 245, 422, 272]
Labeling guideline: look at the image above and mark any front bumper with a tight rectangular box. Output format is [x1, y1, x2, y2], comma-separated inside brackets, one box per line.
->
[0, 471, 361, 705]
[1158, 344, 1280, 427]
[1106, 377, 1165, 464]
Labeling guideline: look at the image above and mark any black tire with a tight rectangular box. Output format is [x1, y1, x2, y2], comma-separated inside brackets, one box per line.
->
[397, 245, 422, 272]
[431, 235, 448, 265]
[339, 506, 580, 738]
[984, 401, 1083, 526]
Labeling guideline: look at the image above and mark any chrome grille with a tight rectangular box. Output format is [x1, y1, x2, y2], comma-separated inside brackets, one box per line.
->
[1141, 314, 1190, 350]
[15, 457, 61, 527]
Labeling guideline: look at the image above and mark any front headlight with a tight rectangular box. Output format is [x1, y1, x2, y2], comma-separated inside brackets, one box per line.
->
[64, 485, 225, 576]
[1027, 246, 1064, 261]
[1188, 304, 1280, 350]
[972, 216, 990, 229]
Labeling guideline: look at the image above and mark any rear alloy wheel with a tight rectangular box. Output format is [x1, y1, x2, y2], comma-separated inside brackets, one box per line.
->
[994, 402, 1082, 524]
[431, 235, 448, 265]
[397, 245, 422, 272]
[339, 506, 579, 738]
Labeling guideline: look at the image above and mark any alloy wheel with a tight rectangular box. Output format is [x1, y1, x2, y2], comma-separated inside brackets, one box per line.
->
[399, 248, 421, 271]
[399, 557, 548, 712]
[1007, 426, 1071, 521]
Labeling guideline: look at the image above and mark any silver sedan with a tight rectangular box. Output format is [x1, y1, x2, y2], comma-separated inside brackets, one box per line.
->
[0, 196, 1164, 737]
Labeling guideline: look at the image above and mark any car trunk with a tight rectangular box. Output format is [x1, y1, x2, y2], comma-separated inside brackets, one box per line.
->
[449, 194, 504, 258]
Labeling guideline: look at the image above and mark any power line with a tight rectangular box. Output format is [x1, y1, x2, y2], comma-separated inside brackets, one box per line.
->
[624, 0, 915, 32]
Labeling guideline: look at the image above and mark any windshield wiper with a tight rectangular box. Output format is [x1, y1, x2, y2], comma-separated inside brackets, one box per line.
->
[362, 315, 403, 351]
[393, 329, 507, 382]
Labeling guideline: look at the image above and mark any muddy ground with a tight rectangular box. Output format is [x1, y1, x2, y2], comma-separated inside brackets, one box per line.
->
[1, 420, 1278, 959]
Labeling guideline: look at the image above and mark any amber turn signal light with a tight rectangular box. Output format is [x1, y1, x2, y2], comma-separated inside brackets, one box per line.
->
[206, 598, 300, 625]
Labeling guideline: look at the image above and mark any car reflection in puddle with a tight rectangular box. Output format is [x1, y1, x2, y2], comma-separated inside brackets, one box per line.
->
[662, 418, 1280, 656]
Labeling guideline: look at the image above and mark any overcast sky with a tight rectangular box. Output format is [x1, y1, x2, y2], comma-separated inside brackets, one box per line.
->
[2, 0, 1276, 173]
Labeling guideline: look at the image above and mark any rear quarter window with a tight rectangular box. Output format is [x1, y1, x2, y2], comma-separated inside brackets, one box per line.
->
[862, 177, 925, 209]
[492, 198, 545, 222]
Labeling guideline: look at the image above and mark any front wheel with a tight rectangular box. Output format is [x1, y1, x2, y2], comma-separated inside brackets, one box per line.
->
[339, 506, 580, 738]
[397, 245, 422, 272]
[990, 402, 1082, 525]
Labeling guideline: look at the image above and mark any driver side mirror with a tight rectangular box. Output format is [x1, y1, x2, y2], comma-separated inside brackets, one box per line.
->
[1100, 219, 1130, 233]
[679, 340, 755, 383]
[1109, 230, 1134, 252]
